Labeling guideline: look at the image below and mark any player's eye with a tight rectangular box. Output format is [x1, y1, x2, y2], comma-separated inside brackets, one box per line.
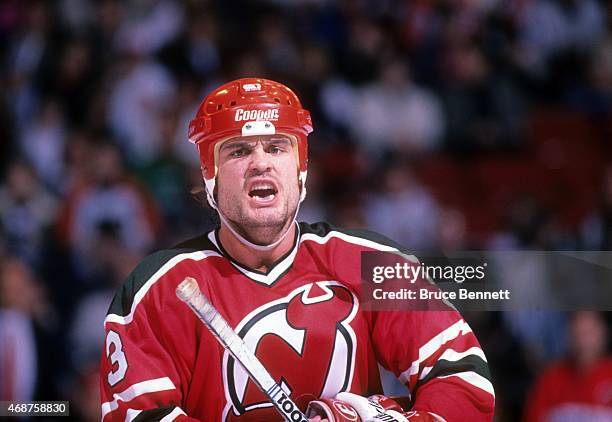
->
[229, 147, 249, 157]
[267, 140, 291, 154]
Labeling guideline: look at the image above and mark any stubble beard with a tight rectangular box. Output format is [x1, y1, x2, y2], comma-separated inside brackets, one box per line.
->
[219, 184, 300, 246]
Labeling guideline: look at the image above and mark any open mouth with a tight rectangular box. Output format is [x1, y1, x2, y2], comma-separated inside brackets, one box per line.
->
[248, 182, 278, 202]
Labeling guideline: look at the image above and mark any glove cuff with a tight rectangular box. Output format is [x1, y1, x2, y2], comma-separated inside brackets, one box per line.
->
[306, 398, 361, 422]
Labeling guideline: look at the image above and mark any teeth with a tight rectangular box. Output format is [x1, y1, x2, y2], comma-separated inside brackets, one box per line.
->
[251, 183, 274, 190]
[251, 193, 275, 201]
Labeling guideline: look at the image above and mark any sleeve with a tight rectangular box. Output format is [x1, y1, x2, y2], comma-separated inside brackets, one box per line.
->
[99, 255, 199, 422]
[371, 309, 495, 421]
[328, 231, 495, 421]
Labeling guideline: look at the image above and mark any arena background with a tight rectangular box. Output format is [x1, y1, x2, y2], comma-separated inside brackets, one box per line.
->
[0, 1, 610, 421]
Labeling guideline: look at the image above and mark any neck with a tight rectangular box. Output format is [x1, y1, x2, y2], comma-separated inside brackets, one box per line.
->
[218, 222, 298, 272]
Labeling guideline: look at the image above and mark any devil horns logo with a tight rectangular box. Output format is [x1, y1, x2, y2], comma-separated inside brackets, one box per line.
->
[222, 282, 358, 421]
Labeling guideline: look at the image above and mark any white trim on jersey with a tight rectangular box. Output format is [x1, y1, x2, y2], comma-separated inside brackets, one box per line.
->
[210, 226, 419, 285]
[100, 377, 177, 420]
[160, 406, 187, 421]
[208, 224, 303, 286]
[105, 250, 222, 326]
[398, 319, 473, 384]
[418, 346, 488, 380]
[125, 408, 143, 421]
[437, 371, 495, 397]
[300, 231, 421, 269]
[301, 231, 398, 253]
[106, 226, 415, 326]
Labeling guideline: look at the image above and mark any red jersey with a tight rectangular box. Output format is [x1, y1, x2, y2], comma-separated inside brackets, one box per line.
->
[100, 222, 495, 421]
[525, 357, 612, 422]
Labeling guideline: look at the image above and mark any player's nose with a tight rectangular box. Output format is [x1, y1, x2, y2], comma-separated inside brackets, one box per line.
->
[248, 144, 272, 174]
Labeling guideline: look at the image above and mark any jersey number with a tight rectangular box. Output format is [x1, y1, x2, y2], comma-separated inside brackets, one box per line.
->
[106, 330, 128, 386]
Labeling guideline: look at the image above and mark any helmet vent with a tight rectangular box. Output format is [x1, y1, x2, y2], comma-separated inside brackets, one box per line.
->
[229, 100, 236, 106]
[287, 100, 292, 105]
[274, 98, 281, 103]
[216, 104, 223, 111]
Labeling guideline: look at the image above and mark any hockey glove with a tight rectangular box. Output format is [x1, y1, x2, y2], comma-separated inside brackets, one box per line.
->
[306, 392, 445, 422]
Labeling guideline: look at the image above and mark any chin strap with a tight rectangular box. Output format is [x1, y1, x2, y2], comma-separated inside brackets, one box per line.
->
[216, 209, 299, 251]
[204, 171, 307, 251]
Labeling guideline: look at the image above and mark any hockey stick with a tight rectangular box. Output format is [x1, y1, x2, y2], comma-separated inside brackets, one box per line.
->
[176, 277, 308, 422]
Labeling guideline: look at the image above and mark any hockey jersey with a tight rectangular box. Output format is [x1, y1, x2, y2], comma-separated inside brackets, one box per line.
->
[524, 357, 612, 421]
[100, 222, 495, 421]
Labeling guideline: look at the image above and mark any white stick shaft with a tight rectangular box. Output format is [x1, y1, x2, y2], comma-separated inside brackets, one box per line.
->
[176, 277, 307, 422]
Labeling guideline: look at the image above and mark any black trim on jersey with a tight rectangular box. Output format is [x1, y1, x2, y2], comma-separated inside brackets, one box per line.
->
[211, 222, 405, 287]
[133, 405, 179, 421]
[299, 221, 406, 251]
[237, 303, 288, 337]
[106, 234, 217, 317]
[415, 355, 491, 391]
[250, 265, 294, 288]
[337, 324, 354, 392]
[173, 232, 217, 250]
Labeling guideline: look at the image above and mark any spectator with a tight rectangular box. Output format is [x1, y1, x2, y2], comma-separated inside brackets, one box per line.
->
[45, 38, 97, 127]
[4, 0, 56, 131]
[436, 207, 468, 251]
[441, 41, 525, 152]
[17, 98, 66, 190]
[490, 197, 571, 369]
[157, 12, 221, 80]
[106, 52, 177, 163]
[57, 141, 160, 279]
[257, 14, 300, 77]
[0, 256, 57, 402]
[338, 17, 388, 84]
[518, 0, 606, 69]
[352, 59, 445, 155]
[568, 35, 612, 116]
[136, 108, 192, 244]
[364, 163, 441, 250]
[114, 0, 183, 56]
[0, 161, 58, 267]
[524, 311, 612, 421]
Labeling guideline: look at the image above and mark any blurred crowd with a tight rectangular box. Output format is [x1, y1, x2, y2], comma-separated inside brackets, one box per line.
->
[0, 0, 611, 421]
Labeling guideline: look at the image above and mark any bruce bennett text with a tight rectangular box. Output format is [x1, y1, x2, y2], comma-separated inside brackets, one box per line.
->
[372, 288, 511, 301]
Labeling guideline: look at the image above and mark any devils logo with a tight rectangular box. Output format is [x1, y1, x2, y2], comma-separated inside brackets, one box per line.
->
[222, 281, 358, 421]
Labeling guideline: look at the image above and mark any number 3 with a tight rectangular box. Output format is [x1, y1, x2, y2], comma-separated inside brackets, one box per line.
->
[106, 330, 128, 386]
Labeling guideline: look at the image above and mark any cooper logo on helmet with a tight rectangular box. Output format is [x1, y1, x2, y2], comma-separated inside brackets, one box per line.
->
[234, 109, 280, 122]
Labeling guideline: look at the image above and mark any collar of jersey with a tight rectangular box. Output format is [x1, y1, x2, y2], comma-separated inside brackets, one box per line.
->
[207, 222, 301, 286]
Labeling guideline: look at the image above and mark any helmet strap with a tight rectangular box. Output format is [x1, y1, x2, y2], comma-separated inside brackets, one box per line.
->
[204, 170, 307, 252]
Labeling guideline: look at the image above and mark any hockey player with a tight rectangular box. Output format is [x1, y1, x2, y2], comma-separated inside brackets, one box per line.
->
[100, 78, 495, 421]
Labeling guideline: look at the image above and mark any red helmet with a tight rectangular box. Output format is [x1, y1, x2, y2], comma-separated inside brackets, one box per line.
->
[189, 78, 313, 180]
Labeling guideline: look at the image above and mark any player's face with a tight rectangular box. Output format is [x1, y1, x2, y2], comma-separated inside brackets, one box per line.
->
[216, 134, 300, 243]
